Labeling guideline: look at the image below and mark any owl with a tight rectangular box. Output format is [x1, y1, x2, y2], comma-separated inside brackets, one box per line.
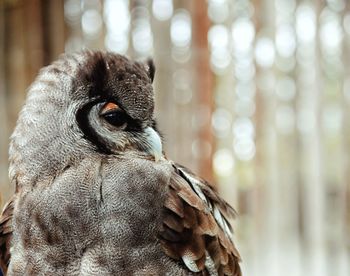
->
[0, 51, 241, 275]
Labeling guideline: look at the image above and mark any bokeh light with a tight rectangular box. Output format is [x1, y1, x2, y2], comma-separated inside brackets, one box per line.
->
[152, 0, 173, 21]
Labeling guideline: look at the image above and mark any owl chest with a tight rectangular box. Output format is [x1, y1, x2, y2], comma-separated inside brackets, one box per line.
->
[16, 173, 165, 248]
[11, 159, 170, 274]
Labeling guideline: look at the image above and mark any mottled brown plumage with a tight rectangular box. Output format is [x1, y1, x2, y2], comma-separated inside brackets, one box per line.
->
[0, 51, 241, 275]
[0, 197, 14, 274]
[160, 164, 241, 275]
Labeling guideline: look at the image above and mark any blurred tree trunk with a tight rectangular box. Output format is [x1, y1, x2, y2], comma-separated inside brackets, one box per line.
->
[191, 1, 214, 183]
[0, 0, 7, 208]
[0, 0, 65, 208]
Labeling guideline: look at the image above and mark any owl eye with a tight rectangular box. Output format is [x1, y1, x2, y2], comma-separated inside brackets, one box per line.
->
[100, 102, 128, 129]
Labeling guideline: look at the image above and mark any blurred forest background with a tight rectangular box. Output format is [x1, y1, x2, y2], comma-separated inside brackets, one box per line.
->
[0, 0, 349, 275]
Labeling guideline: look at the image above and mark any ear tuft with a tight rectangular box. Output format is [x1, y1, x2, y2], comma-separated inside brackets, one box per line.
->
[146, 58, 155, 83]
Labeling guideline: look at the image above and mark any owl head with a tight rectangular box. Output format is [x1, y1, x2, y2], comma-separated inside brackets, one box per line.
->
[9, 51, 162, 187]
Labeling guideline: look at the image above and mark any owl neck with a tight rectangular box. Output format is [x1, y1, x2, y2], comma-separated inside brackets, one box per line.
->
[8, 98, 92, 189]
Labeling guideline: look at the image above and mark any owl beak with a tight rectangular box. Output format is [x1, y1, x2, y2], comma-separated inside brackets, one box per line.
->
[144, 127, 163, 162]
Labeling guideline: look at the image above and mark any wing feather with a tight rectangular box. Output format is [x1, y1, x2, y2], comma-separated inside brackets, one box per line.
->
[0, 197, 15, 275]
[159, 163, 241, 276]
